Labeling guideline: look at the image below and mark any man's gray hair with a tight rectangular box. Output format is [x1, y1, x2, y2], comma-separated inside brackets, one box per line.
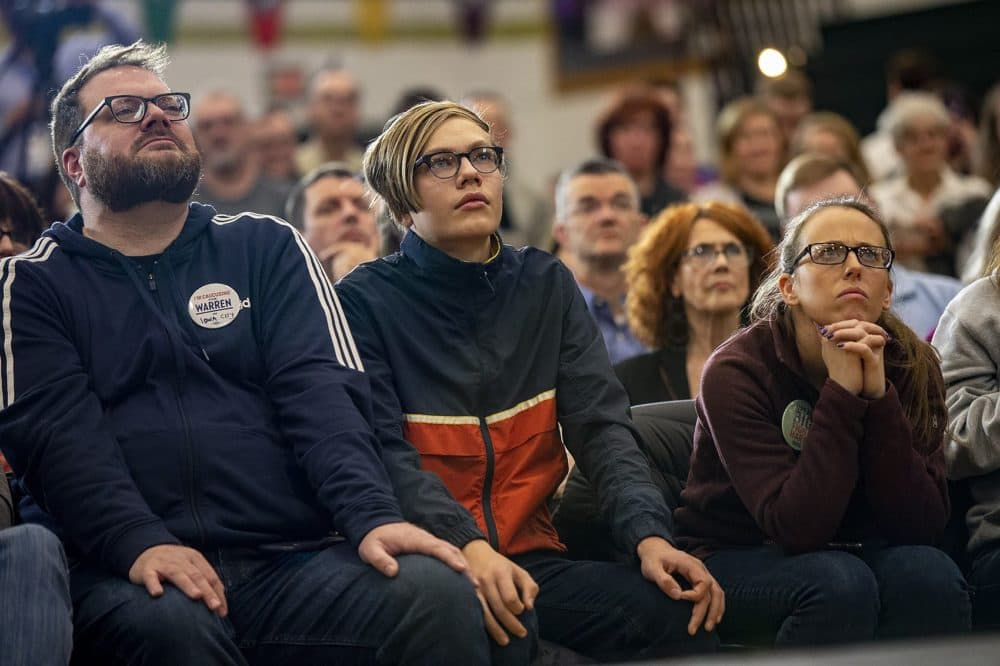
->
[49, 40, 171, 206]
[285, 162, 362, 230]
[553, 157, 638, 221]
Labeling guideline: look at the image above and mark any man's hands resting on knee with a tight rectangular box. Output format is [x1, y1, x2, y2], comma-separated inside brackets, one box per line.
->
[462, 539, 539, 646]
[358, 521, 469, 578]
[129, 544, 228, 617]
[636, 536, 725, 635]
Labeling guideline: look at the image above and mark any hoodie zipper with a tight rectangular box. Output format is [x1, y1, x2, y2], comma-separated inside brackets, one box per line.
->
[146, 260, 207, 546]
[474, 269, 499, 549]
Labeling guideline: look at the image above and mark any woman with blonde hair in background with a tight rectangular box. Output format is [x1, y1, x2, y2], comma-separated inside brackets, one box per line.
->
[693, 97, 785, 242]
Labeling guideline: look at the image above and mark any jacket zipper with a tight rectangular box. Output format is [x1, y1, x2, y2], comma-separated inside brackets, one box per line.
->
[474, 270, 500, 549]
[147, 262, 207, 545]
[478, 417, 500, 549]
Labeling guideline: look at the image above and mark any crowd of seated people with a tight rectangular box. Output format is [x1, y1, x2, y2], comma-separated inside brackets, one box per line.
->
[6, 33, 1000, 666]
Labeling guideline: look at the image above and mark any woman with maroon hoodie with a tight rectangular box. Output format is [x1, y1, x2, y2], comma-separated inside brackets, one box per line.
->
[675, 196, 970, 646]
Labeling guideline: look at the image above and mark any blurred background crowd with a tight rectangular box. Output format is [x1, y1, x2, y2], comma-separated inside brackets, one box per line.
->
[1, 0, 999, 287]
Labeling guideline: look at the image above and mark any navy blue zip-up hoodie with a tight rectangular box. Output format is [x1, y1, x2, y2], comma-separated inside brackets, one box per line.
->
[0, 203, 404, 576]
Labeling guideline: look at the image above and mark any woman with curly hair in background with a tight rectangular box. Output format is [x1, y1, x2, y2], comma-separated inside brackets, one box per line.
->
[614, 201, 773, 405]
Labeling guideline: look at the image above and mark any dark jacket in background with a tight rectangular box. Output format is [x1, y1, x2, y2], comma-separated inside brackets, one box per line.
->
[614, 346, 690, 405]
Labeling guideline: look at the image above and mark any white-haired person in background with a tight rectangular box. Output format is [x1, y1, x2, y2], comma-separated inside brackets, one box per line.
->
[869, 92, 991, 276]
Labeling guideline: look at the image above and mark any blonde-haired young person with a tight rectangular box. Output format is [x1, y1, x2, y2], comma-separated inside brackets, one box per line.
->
[337, 101, 724, 662]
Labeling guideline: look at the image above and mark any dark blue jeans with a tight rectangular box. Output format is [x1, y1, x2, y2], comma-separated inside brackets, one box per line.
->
[0, 525, 72, 666]
[969, 547, 1000, 629]
[705, 543, 971, 647]
[70, 541, 497, 666]
[516, 552, 720, 661]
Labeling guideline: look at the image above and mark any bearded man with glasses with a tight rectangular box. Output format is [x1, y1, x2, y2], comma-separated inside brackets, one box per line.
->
[2, 40, 490, 666]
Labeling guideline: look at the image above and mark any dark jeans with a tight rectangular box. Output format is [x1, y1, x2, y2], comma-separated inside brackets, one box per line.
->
[705, 543, 971, 647]
[70, 541, 497, 666]
[515, 552, 720, 661]
[969, 547, 1000, 629]
[0, 525, 72, 666]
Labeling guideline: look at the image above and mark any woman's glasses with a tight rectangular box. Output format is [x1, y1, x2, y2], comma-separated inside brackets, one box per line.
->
[682, 242, 751, 267]
[787, 242, 894, 272]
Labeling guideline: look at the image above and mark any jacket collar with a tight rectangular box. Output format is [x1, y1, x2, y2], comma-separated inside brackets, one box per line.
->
[47, 201, 216, 267]
[400, 229, 505, 282]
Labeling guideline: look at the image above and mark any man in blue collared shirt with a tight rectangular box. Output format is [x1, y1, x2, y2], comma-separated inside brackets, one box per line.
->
[891, 264, 961, 340]
[553, 158, 648, 364]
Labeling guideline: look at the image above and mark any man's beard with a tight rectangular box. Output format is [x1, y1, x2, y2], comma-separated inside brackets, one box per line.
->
[82, 145, 202, 213]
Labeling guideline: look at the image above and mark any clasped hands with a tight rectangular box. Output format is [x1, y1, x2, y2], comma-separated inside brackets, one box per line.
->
[815, 319, 889, 399]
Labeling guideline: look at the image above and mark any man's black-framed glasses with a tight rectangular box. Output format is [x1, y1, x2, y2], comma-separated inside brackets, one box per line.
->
[787, 242, 895, 272]
[413, 146, 504, 179]
[66, 92, 191, 149]
[682, 242, 751, 267]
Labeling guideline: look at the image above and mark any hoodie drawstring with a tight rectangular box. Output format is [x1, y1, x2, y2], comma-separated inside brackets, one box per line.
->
[111, 252, 203, 385]
[161, 255, 212, 363]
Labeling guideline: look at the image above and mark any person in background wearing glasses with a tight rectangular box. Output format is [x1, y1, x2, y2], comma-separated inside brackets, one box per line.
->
[675, 195, 971, 646]
[3, 41, 489, 665]
[613, 201, 773, 405]
[551, 157, 650, 365]
[336, 100, 724, 663]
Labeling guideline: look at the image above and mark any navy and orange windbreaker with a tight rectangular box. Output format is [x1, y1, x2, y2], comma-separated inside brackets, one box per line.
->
[336, 231, 674, 557]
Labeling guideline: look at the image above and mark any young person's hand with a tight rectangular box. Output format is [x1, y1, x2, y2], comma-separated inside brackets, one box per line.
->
[358, 522, 468, 577]
[462, 539, 539, 646]
[819, 320, 888, 399]
[129, 544, 228, 617]
[816, 321, 864, 395]
[636, 536, 725, 635]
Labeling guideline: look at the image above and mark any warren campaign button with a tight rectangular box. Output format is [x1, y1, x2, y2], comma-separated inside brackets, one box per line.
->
[781, 399, 813, 452]
[188, 283, 247, 329]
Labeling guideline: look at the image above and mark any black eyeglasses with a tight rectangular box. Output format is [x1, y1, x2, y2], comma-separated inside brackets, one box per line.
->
[413, 146, 503, 179]
[66, 92, 191, 149]
[682, 242, 751, 267]
[786, 242, 895, 272]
